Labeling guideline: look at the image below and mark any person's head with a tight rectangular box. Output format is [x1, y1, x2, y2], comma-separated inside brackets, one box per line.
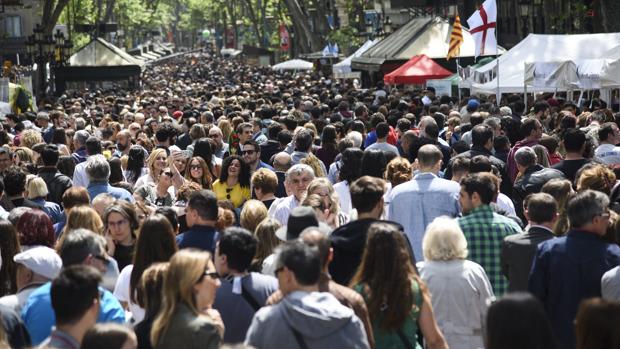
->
[0, 147, 12, 172]
[422, 216, 468, 261]
[92, 193, 116, 218]
[338, 147, 364, 183]
[103, 201, 139, 245]
[73, 130, 90, 150]
[566, 189, 610, 235]
[562, 128, 587, 155]
[64, 206, 104, 236]
[57, 230, 107, 274]
[417, 144, 443, 172]
[514, 146, 537, 173]
[375, 122, 389, 140]
[351, 222, 419, 330]
[361, 149, 388, 179]
[350, 176, 386, 217]
[85, 136, 102, 156]
[85, 155, 110, 183]
[253, 218, 281, 262]
[155, 123, 177, 146]
[14, 246, 62, 290]
[41, 144, 61, 167]
[215, 227, 258, 275]
[186, 190, 219, 227]
[151, 250, 220, 345]
[81, 323, 138, 349]
[17, 209, 55, 247]
[220, 155, 251, 188]
[185, 156, 211, 188]
[459, 172, 498, 214]
[285, 164, 315, 201]
[598, 122, 620, 145]
[294, 129, 313, 152]
[26, 177, 49, 200]
[115, 130, 132, 153]
[237, 122, 253, 144]
[272, 152, 292, 172]
[251, 168, 278, 199]
[274, 240, 321, 295]
[3, 166, 26, 196]
[575, 298, 620, 349]
[524, 193, 558, 225]
[51, 265, 101, 330]
[146, 148, 167, 179]
[521, 118, 543, 140]
[485, 292, 556, 349]
[192, 138, 215, 164]
[62, 187, 91, 212]
[384, 157, 412, 187]
[208, 126, 224, 148]
[241, 140, 261, 167]
[576, 164, 616, 195]
[451, 157, 471, 182]
[472, 124, 494, 149]
[240, 199, 268, 233]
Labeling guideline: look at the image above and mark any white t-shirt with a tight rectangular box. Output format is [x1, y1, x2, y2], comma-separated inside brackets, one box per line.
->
[333, 181, 352, 216]
[595, 143, 620, 165]
[113, 265, 145, 323]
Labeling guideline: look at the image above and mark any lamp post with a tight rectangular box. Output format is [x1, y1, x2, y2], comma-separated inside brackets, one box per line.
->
[25, 25, 72, 97]
[519, 1, 530, 37]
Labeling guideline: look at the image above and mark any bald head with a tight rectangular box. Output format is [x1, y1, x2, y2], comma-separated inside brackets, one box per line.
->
[300, 228, 331, 269]
[273, 152, 292, 172]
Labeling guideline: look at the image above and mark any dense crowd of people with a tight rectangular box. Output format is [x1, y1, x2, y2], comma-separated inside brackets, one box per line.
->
[0, 49, 619, 349]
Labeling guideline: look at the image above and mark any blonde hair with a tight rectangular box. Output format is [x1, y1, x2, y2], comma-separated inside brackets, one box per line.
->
[307, 177, 340, 216]
[576, 164, 616, 195]
[57, 206, 105, 249]
[151, 250, 212, 346]
[26, 177, 49, 199]
[14, 147, 33, 163]
[146, 148, 167, 181]
[218, 119, 233, 142]
[422, 216, 468, 261]
[20, 129, 43, 149]
[253, 218, 281, 266]
[384, 157, 413, 187]
[240, 200, 268, 233]
[300, 153, 326, 178]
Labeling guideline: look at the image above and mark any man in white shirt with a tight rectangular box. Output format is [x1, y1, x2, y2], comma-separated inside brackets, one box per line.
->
[595, 122, 620, 164]
[268, 164, 315, 225]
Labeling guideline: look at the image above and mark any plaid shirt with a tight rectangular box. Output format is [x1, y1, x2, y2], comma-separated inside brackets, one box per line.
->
[458, 205, 522, 296]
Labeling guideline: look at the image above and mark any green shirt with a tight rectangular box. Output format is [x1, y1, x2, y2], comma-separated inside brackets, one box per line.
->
[353, 279, 422, 349]
[458, 205, 522, 296]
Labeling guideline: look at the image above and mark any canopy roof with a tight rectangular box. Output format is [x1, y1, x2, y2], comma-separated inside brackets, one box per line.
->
[352, 17, 505, 70]
[384, 54, 452, 85]
[470, 33, 620, 94]
[70, 38, 144, 68]
[272, 59, 313, 71]
[333, 39, 378, 78]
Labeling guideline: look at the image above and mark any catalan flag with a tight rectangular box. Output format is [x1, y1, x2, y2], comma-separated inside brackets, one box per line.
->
[447, 12, 463, 60]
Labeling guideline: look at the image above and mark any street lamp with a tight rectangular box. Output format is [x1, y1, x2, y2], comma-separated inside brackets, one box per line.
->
[25, 25, 72, 97]
[519, 1, 530, 36]
[383, 16, 393, 35]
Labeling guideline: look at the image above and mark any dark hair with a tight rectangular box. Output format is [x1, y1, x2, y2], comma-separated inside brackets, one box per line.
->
[155, 123, 177, 144]
[41, 144, 60, 166]
[276, 240, 321, 286]
[460, 172, 497, 205]
[493, 135, 510, 152]
[375, 122, 389, 139]
[220, 155, 251, 188]
[58, 229, 105, 267]
[3, 166, 26, 196]
[350, 176, 385, 213]
[218, 227, 257, 272]
[267, 122, 283, 140]
[193, 138, 216, 179]
[277, 130, 293, 146]
[295, 129, 313, 152]
[243, 139, 260, 153]
[562, 128, 586, 153]
[126, 145, 146, 184]
[520, 118, 540, 138]
[472, 125, 494, 148]
[187, 190, 219, 220]
[52, 128, 67, 146]
[469, 155, 493, 173]
[85, 136, 102, 155]
[575, 298, 620, 349]
[339, 148, 364, 183]
[57, 155, 76, 178]
[0, 221, 20, 295]
[107, 157, 124, 184]
[154, 207, 179, 232]
[566, 189, 610, 228]
[486, 292, 556, 349]
[525, 193, 558, 223]
[81, 323, 136, 349]
[598, 122, 617, 143]
[51, 265, 101, 325]
[452, 157, 471, 175]
[361, 149, 387, 179]
[533, 101, 550, 114]
[130, 214, 177, 303]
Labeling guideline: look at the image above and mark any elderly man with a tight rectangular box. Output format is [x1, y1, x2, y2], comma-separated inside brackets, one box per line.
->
[513, 147, 564, 221]
[272, 151, 292, 198]
[268, 164, 315, 225]
[0, 247, 62, 313]
[529, 190, 620, 349]
[71, 130, 91, 164]
[85, 155, 134, 203]
[208, 126, 229, 159]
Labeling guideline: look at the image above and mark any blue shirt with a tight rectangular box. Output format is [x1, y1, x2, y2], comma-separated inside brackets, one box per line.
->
[529, 230, 620, 349]
[31, 198, 64, 224]
[175, 224, 219, 253]
[388, 172, 460, 261]
[21, 282, 125, 345]
[256, 161, 274, 171]
[87, 181, 135, 203]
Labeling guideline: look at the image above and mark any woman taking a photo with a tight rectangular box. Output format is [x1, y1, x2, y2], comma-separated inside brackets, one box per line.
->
[150, 250, 223, 349]
[351, 222, 448, 349]
[212, 155, 251, 208]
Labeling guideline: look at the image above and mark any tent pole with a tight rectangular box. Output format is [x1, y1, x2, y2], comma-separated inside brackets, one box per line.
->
[495, 1, 500, 106]
[457, 57, 462, 102]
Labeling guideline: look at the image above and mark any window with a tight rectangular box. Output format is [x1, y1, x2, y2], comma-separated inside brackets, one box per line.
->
[5, 16, 22, 38]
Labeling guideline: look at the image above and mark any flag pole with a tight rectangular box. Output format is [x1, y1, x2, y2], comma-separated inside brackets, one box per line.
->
[495, 1, 500, 106]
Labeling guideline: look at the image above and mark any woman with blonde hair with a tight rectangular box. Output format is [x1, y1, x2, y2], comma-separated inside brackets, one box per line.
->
[240, 200, 268, 233]
[20, 129, 43, 149]
[251, 218, 282, 274]
[417, 216, 494, 349]
[218, 119, 233, 144]
[26, 177, 63, 224]
[541, 178, 574, 236]
[58, 206, 105, 248]
[301, 153, 326, 177]
[383, 157, 413, 217]
[136, 149, 183, 192]
[150, 250, 223, 349]
[307, 177, 346, 227]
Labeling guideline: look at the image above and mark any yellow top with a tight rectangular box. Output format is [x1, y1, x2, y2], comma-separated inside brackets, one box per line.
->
[212, 180, 251, 208]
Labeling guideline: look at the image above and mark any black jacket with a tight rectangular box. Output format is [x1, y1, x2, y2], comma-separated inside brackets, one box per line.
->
[260, 140, 281, 164]
[37, 167, 73, 204]
[513, 164, 565, 221]
[445, 146, 512, 194]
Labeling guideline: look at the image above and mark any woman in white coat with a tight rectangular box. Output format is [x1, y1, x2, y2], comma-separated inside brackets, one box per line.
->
[417, 216, 495, 349]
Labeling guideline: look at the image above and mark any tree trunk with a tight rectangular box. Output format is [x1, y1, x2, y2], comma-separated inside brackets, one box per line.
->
[103, 0, 116, 24]
[600, 0, 620, 32]
[243, 0, 264, 47]
[42, 0, 71, 34]
[282, 0, 322, 53]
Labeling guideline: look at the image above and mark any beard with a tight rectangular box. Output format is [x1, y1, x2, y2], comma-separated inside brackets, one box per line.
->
[117, 142, 129, 151]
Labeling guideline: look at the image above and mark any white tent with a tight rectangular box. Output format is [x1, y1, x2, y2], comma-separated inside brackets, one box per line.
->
[271, 59, 313, 72]
[469, 33, 620, 95]
[70, 37, 145, 69]
[333, 39, 378, 79]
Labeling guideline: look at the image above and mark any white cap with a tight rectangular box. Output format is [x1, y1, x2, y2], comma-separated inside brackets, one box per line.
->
[14, 246, 62, 280]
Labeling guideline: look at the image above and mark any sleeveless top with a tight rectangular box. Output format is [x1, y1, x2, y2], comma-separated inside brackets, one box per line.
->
[353, 278, 423, 349]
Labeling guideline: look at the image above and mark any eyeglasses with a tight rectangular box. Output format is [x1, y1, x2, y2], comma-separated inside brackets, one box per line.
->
[226, 187, 233, 200]
[241, 150, 256, 155]
[197, 270, 219, 283]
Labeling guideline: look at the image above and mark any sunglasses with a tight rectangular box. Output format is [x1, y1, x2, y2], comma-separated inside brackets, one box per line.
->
[241, 150, 256, 155]
[190, 165, 202, 170]
[198, 270, 219, 283]
[226, 187, 233, 200]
